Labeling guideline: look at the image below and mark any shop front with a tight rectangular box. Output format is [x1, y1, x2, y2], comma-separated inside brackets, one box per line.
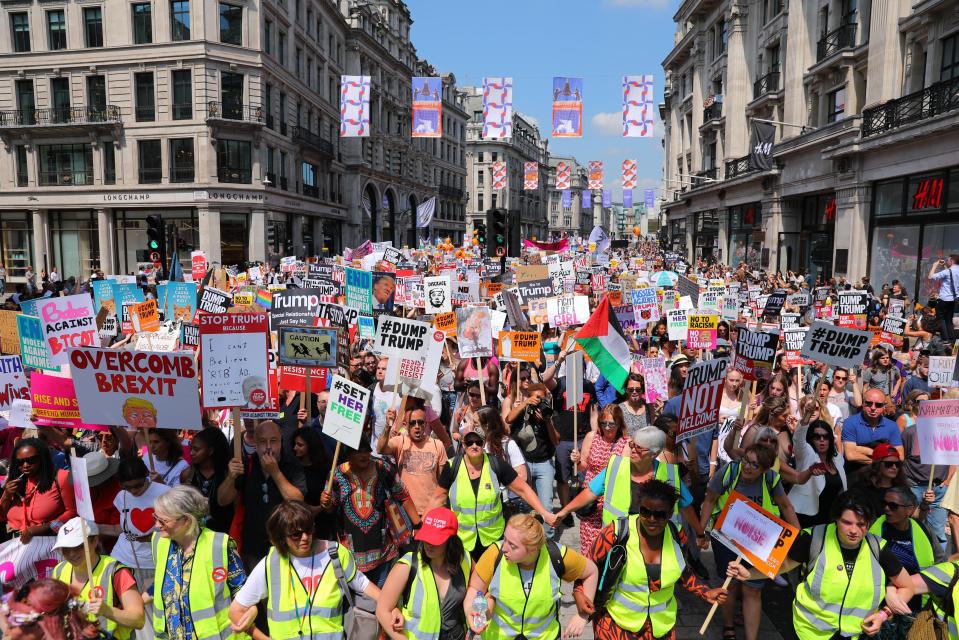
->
[778, 193, 835, 285]
[728, 203, 762, 271]
[669, 215, 687, 256]
[869, 167, 959, 302]
[694, 210, 720, 263]
[0, 213, 35, 287]
[113, 209, 200, 275]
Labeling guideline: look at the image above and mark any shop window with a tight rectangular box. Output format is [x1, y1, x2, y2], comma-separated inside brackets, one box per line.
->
[870, 225, 920, 300]
[918, 223, 959, 300]
[874, 180, 904, 216]
[217, 139, 251, 183]
[51, 212, 99, 281]
[949, 169, 959, 212]
[1, 215, 34, 279]
[907, 173, 945, 213]
[220, 213, 247, 265]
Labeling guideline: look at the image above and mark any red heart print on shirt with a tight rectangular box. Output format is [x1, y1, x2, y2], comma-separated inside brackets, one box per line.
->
[130, 508, 155, 533]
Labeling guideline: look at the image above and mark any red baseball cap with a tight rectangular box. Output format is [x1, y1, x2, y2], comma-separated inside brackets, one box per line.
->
[872, 443, 901, 461]
[415, 508, 458, 545]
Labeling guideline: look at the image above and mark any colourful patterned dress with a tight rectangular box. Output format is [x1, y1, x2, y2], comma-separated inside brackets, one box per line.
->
[580, 434, 628, 553]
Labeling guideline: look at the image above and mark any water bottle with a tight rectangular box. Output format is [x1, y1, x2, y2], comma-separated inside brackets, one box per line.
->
[471, 592, 488, 629]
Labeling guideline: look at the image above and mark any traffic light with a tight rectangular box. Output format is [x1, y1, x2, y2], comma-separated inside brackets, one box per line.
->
[486, 208, 508, 257]
[146, 214, 167, 279]
[475, 221, 487, 246]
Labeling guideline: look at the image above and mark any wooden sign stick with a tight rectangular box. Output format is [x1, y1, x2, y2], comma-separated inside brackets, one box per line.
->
[476, 357, 486, 405]
[69, 447, 96, 583]
[325, 441, 341, 494]
[700, 555, 742, 635]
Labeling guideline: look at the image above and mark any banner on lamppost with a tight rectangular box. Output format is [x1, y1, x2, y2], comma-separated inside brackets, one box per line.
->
[482, 77, 513, 139]
[552, 76, 583, 137]
[411, 76, 442, 138]
[623, 75, 654, 137]
[340, 75, 370, 137]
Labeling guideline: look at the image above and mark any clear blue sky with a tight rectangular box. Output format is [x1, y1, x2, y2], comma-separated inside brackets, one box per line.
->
[408, 0, 676, 200]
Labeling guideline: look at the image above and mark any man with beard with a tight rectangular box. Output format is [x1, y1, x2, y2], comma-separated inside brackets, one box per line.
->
[377, 406, 448, 518]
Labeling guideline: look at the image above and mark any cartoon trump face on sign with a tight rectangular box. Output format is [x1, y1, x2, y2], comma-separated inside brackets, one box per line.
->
[122, 397, 158, 430]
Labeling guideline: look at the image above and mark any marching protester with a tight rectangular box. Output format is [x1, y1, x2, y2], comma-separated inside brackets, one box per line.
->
[0, 438, 76, 541]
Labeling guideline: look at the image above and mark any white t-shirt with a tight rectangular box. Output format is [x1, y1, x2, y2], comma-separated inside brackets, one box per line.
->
[151, 458, 190, 487]
[371, 383, 397, 445]
[110, 480, 171, 569]
[716, 399, 741, 467]
[235, 546, 370, 607]
[489, 437, 525, 500]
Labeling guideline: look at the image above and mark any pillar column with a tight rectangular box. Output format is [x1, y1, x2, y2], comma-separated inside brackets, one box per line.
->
[95, 208, 115, 274]
[763, 197, 784, 272]
[725, 5, 750, 159]
[30, 209, 50, 274]
[291, 214, 304, 256]
[833, 186, 871, 281]
[249, 208, 266, 263]
[198, 206, 222, 265]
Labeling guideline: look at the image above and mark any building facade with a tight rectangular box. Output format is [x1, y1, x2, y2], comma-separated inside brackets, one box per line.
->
[464, 88, 550, 242]
[0, 0, 466, 284]
[546, 154, 589, 239]
[660, 0, 959, 297]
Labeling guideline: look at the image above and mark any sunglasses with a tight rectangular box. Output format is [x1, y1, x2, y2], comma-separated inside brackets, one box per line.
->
[833, 376, 848, 381]
[627, 387, 644, 393]
[881, 461, 902, 469]
[599, 421, 617, 428]
[16, 455, 40, 465]
[152, 514, 182, 528]
[639, 506, 670, 521]
[811, 433, 831, 441]
[519, 376, 531, 382]
[463, 438, 484, 448]
[883, 501, 908, 511]
[628, 442, 647, 452]
[468, 392, 481, 398]
[408, 419, 426, 426]
[864, 401, 885, 408]
[286, 529, 313, 539]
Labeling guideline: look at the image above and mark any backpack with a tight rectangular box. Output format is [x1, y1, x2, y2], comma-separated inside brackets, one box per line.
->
[492, 538, 566, 581]
[328, 541, 376, 614]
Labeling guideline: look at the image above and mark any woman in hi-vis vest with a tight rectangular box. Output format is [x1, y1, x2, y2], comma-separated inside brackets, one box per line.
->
[229, 501, 379, 640]
[375, 507, 473, 640]
[148, 485, 246, 640]
[465, 514, 598, 640]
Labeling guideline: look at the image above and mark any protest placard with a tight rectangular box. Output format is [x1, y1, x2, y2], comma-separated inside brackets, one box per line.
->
[712, 491, 798, 579]
[780, 313, 801, 330]
[131, 299, 160, 333]
[546, 295, 590, 328]
[678, 358, 728, 443]
[676, 275, 700, 307]
[517, 279, 555, 302]
[134, 321, 181, 352]
[165, 282, 197, 324]
[91, 280, 115, 315]
[269, 289, 322, 330]
[9, 398, 34, 429]
[424, 276, 452, 314]
[631, 288, 660, 327]
[196, 287, 232, 315]
[762, 289, 787, 319]
[929, 356, 957, 388]
[666, 309, 688, 342]
[278, 365, 328, 393]
[515, 264, 548, 282]
[191, 250, 208, 281]
[788, 293, 811, 308]
[456, 306, 493, 358]
[662, 290, 679, 311]
[17, 315, 55, 371]
[837, 291, 868, 329]
[687, 314, 718, 350]
[358, 316, 375, 338]
[69, 347, 202, 429]
[345, 268, 373, 313]
[613, 305, 637, 330]
[782, 326, 809, 368]
[722, 295, 740, 322]
[881, 315, 906, 347]
[800, 321, 871, 369]
[700, 289, 721, 312]
[917, 400, 959, 465]
[323, 375, 370, 449]
[0, 355, 28, 412]
[0, 311, 19, 355]
[501, 290, 530, 331]
[30, 372, 82, 428]
[372, 272, 396, 311]
[0, 537, 60, 592]
[528, 299, 549, 325]
[37, 294, 99, 365]
[199, 313, 270, 410]
[392, 329, 445, 396]
[433, 312, 457, 337]
[498, 331, 541, 362]
[638, 356, 668, 403]
[733, 327, 778, 381]
[69, 453, 95, 521]
[278, 327, 338, 367]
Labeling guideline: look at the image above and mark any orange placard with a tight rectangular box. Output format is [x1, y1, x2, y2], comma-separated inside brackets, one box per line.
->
[132, 299, 160, 333]
[434, 312, 457, 337]
[608, 290, 623, 306]
[712, 490, 798, 579]
[483, 281, 504, 298]
[497, 331, 541, 362]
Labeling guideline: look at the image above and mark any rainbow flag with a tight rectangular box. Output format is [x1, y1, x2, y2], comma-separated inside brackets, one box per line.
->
[256, 289, 272, 309]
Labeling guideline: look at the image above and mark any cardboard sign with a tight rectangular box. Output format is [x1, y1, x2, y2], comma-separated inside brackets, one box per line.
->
[733, 327, 779, 381]
[345, 268, 373, 314]
[135, 321, 181, 352]
[374, 317, 433, 358]
[678, 358, 728, 443]
[37, 294, 99, 365]
[323, 375, 370, 449]
[546, 295, 590, 328]
[433, 312, 457, 337]
[199, 313, 270, 410]
[498, 331, 541, 362]
[196, 287, 232, 315]
[68, 347, 202, 430]
[191, 251, 208, 281]
[17, 315, 56, 371]
[528, 299, 549, 325]
[270, 289, 322, 330]
[131, 299, 160, 333]
[800, 321, 871, 369]
[712, 491, 798, 579]
[687, 314, 718, 350]
[917, 400, 959, 465]
[69, 454, 95, 521]
[0, 356, 29, 412]
[424, 276, 452, 314]
[0, 310, 20, 355]
[278, 327, 338, 367]
[676, 275, 700, 307]
[762, 289, 787, 319]
[456, 306, 493, 358]
[667, 309, 688, 342]
[515, 264, 549, 282]
[929, 356, 958, 388]
[30, 372, 81, 428]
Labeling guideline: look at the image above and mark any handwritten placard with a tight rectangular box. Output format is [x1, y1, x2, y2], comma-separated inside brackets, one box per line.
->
[712, 490, 798, 579]
[199, 313, 270, 410]
[37, 294, 100, 365]
[917, 400, 959, 465]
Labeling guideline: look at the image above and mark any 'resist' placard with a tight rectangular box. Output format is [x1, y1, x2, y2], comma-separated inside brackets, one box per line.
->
[68, 347, 203, 429]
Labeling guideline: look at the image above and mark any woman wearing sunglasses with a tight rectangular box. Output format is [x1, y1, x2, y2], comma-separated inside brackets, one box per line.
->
[588, 479, 728, 640]
[700, 444, 799, 640]
[453, 380, 484, 445]
[375, 507, 472, 640]
[230, 500, 380, 640]
[849, 443, 912, 520]
[789, 419, 847, 528]
[436, 408, 557, 563]
[0, 438, 76, 544]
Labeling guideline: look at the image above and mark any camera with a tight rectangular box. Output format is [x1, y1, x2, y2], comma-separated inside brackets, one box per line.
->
[535, 396, 553, 418]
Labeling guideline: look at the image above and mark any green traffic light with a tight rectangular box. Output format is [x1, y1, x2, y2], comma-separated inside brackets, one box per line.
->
[149, 240, 160, 250]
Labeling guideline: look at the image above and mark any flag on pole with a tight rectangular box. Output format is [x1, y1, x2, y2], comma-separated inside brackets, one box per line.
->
[562, 190, 572, 210]
[523, 162, 538, 190]
[416, 197, 436, 228]
[556, 161, 571, 190]
[340, 75, 371, 137]
[411, 77, 442, 138]
[582, 190, 592, 209]
[575, 296, 631, 392]
[491, 161, 507, 189]
[602, 190, 612, 208]
[483, 77, 513, 139]
[623, 75, 654, 137]
[588, 161, 603, 190]
[623, 189, 633, 208]
[168, 250, 184, 282]
[552, 77, 583, 137]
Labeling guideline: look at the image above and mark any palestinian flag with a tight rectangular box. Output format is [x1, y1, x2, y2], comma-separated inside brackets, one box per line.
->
[575, 295, 631, 392]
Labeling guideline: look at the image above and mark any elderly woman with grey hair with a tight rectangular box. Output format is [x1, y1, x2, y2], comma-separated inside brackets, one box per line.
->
[148, 485, 246, 640]
[554, 427, 706, 551]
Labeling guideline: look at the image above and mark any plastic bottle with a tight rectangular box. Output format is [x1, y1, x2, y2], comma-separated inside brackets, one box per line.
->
[471, 592, 488, 629]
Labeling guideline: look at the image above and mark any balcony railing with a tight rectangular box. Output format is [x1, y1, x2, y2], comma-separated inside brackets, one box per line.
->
[292, 126, 334, 157]
[279, 176, 288, 190]
[862, 75, 959, 137]
[206, 101, 263, 123]
[703, 102, 722, 122]
[753, 71, 781, 98]
[39, 169, 94, 186]
[218, 167, 252, 183]
[695, 167, 717, 183]
[302, 184, 319, 198]
[439, 184, 464, 199]
[724, 155, 755, 179]
[265, 171, 277, 186]
[817, 23, 857, 62]
[0, 105, 121, 127]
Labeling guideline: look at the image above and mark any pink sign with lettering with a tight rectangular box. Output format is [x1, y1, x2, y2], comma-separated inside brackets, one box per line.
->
[37, 294, 100, 366]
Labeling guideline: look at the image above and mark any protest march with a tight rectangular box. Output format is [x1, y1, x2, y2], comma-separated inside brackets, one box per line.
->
[3, 235, 959, 640]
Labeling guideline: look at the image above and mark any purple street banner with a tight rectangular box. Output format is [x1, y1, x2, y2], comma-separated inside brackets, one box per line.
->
[340, 75, 370, 137]
[412, 76, 442, 138]
[623, 189, 633, 208]
[524, 162, 539, 190]
[602, 190, 612, 208]
[623, 74, 655, 137]
[582, 189, 592, 209]
[552, 76, 583, 137]
[645, 188, 656, 209]
[556, 161, 571, 190]
[483, 77, 513, 139]
[562, 190, 572, 209]
[588, 161, 604, 190]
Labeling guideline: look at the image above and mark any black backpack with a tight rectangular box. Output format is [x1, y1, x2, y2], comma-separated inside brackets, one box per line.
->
[491, 538, 566, 580]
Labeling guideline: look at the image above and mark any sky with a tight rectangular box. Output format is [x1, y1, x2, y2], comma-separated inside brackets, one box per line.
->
[408, 0, 676, 202]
